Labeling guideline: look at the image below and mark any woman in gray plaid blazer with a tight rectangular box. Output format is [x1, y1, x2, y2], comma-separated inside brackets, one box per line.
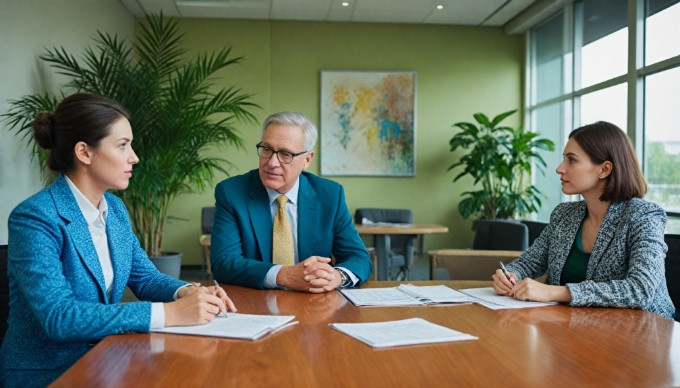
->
[493, 121, 675, 319]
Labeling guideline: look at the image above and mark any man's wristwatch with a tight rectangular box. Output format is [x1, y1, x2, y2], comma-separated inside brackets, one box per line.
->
[336, 268, 350, 289]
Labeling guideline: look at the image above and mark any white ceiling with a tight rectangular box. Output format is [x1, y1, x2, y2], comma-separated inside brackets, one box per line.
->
[120, 0, 538, 27]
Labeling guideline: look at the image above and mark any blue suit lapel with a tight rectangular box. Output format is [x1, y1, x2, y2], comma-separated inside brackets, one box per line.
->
[248, 174, 274, 261]
[51, 175, 108, 301]
[297, 174, 319, 260]
[105, 196, 131, 303]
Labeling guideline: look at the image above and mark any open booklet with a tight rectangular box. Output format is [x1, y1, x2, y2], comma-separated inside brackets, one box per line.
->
[458, 287, 558, 310]
[330, 317, 477, 348]
[152, 313, 298, 340]
[339, 284, 477, 306]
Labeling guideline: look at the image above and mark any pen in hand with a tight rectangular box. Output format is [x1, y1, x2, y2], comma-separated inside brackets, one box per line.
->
[499, 261, 516, 285]
[212, 280, 230, 318]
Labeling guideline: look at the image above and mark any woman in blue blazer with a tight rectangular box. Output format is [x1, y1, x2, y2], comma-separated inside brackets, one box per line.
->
[0, 93, 236, 387]
[492, 121, 675, 319]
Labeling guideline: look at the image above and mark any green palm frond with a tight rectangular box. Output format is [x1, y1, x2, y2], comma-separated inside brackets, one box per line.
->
[2, 13, 260, 256]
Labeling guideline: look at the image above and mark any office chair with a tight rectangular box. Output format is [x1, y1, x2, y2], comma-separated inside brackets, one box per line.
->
[472, 219, 529, 251]
[520, 220, 549, 247]
[199, 207, 216, 276]
[355, 208, 416, 281]
[0, 244, 9, 340]
[430, 219, 529, 280]
[201, 207, 216, 234]
[664, 234, 680, 322]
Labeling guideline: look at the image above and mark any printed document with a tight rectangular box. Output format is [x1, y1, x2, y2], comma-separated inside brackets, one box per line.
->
[339, 284, 476, 306]
[459, 287, 557, 309]
[152, 313, 297, 340]
[330, 317, 477, 348]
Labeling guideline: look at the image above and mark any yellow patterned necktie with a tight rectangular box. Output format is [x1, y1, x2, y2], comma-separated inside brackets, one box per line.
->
[272, 195, 294, 265]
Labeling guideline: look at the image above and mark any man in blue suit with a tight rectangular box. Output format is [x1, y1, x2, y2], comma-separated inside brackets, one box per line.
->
[211, 112, 372, 292]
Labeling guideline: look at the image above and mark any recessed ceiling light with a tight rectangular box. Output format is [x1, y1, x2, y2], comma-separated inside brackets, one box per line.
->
[436, 4, 444, 10]
[342, 1, 349, 6]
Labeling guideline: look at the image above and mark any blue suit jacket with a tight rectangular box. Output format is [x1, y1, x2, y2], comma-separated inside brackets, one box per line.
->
[210, 170, 372, 288]
[1, 175, 186, 381]
[507, 198, 675, 319]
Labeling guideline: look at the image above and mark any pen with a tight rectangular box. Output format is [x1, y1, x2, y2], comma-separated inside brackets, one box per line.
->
[213, 280, 229, 318]
[499, 261, 515, 284]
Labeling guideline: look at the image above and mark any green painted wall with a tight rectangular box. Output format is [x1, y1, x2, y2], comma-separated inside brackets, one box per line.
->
[1, 0, 134, 244]
[156, 19, 525, 266]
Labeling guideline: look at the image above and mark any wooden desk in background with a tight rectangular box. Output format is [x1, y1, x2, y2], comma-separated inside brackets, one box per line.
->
[52, 281, 680, 387]
[355, 224, 449, 280]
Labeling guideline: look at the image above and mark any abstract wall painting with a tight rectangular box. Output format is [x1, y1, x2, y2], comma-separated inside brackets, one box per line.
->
[320, 71, 416, 176]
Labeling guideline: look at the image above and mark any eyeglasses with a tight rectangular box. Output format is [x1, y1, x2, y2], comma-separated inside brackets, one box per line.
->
[256, 142, 308, 164]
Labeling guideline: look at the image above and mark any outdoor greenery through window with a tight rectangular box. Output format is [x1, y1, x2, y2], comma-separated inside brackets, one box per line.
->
[527, 0, 680, 233]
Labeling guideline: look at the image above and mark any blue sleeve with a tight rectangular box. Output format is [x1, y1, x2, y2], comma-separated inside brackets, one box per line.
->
[8, 201, 153, 342]
[210, 181, 273, 288]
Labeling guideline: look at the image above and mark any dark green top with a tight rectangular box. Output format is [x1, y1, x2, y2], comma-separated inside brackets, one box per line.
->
[560, 223, 591, 285]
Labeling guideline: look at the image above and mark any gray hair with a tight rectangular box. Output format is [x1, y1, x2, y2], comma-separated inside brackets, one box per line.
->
[262, 111, 318, 151]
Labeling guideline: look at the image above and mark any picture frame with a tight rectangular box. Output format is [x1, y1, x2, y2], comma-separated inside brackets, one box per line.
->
[320, 70, 416, 176]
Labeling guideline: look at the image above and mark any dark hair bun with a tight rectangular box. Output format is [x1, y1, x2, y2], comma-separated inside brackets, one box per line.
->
[32, 111, 56, 150]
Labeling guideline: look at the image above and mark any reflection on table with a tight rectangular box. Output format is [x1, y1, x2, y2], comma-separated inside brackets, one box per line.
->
[355, 223, 449, 280]
[52, 281, 680, 387]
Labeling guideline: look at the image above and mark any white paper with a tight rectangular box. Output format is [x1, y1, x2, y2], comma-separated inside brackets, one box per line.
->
[339, 284, 475, 306]
[459, 287, 558, 309]
[152, 313, 297, 340]
[330, 317, 477, 348]
[397, 284, 476, 304]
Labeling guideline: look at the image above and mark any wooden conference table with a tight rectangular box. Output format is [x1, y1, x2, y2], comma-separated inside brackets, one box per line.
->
[355, 223, 449, 280]
[52, 281, 680, 387]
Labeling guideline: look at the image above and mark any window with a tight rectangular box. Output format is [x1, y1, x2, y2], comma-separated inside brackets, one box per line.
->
[533, 15, 564, 103]
[645, 66, 680, 232]
[532, 103, 564, 221]
[526, 0, 680, 232]
[579, 83, 627, 130]
[576, 0, 628, 89]
[646, 0, 680, 65]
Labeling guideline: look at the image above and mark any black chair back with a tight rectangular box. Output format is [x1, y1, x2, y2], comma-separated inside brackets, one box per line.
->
[664, 234, 680, 321]
[201, 207, 216, 234]
[520, 220, 549, 247]
[473, 219, 529, 251]
[0, 244, 9, 340]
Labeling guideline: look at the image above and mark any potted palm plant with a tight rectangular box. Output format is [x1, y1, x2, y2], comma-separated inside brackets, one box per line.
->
[3, 14, 258, 278]
[448, 110, 555, 220]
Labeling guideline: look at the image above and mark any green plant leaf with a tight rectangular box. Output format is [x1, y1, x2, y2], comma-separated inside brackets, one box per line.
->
[447, 109, 556, 220]
[2, 13, 260, 257]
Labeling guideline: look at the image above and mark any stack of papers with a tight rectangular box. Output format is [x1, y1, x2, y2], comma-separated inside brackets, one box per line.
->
[330, 317, 477, 348]
[340, 285, 557, 310]
[340, 284, 476, 306]
[152, 313, 298, 340]
[458, 287, 558, 310]
[360, 217, 411, 227]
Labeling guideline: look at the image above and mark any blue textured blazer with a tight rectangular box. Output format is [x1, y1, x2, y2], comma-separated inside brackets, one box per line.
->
[507, 198, 675, 319]
[1, 175, 186, 381]
[210, 169, 372, 289]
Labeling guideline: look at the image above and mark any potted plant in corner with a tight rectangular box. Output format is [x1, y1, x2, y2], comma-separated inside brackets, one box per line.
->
[447, 109, 555, 221]
[3, 14, 259, 278]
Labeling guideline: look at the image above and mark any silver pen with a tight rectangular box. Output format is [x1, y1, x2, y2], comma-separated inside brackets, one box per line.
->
[499, 261, 515, 284]
[213, 279, 229, 317]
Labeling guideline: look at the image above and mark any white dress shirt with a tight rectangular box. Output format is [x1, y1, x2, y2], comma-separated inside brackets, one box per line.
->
[65, 176, 169, 329]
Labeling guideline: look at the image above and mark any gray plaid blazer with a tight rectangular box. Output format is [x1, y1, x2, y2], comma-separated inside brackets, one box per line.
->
[507, 198, 675, 319]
